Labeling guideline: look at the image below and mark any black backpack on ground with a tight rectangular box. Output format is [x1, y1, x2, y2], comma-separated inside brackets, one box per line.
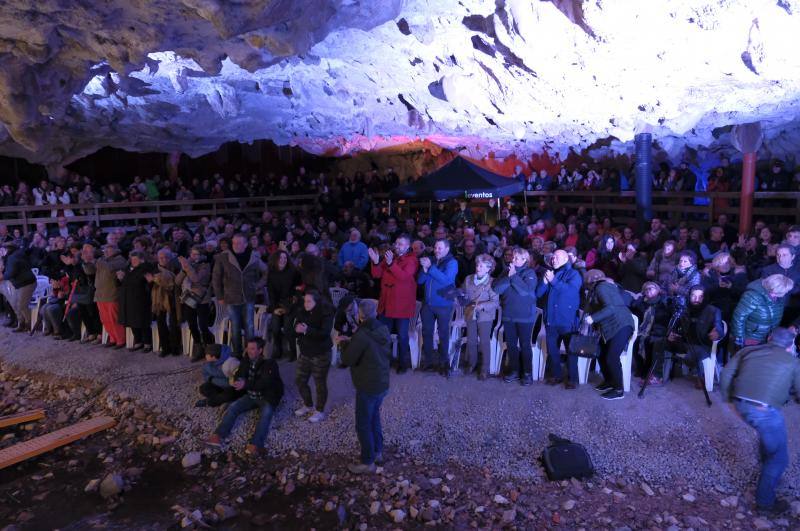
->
[541, 433, 594, 481]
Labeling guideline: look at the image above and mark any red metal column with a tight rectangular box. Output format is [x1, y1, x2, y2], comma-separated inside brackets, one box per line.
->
[739, 152, 756, 235]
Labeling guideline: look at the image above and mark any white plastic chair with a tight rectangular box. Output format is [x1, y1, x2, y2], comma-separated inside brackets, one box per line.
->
[151, 321, 160, 351]
[253, 304, 270, 340]
[578, 313, 638, 392]
[488, 308, 503, 375]
[447, 304, 467, 369]
[181, 322, 193, 356]
[492, 308, 542, 377]
[702, 320, 727, 392]
[28, 276, 51, 331]
[620, 314, 639, 392]
[210, 299, 229, 344]
[408, 301, 423, 369]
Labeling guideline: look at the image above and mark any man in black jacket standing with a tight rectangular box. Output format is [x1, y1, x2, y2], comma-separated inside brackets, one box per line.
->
[207, 338, 284, 456]
[340, 299, 391, 474]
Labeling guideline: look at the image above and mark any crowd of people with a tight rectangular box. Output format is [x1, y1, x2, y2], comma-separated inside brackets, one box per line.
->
[1, 161, 800, 513]
[523, 157, 800, 193]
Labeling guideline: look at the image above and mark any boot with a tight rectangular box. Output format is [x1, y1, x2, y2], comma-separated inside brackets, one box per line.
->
[190, 343, 205, 362]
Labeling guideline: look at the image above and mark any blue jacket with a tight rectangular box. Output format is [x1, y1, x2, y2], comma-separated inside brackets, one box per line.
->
[535, 263, 582, 328]
[338, 241, 369, 269]
[417, 254, 458, 307]
[493, 266, 538, 323]
[202, 345, 232, 388]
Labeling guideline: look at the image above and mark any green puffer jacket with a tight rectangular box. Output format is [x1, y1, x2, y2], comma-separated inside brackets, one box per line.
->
[731, 280, 785, 344]
[587, 280, 635, 341]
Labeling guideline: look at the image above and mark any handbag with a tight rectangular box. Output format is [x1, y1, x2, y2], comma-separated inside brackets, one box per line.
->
[567, 317, 599, 358]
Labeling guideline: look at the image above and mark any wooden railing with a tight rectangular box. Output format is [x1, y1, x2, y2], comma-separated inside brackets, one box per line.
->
[1, 190, 798, 235]
[522, 190, 800, 224]
[0, 195, 318, 235]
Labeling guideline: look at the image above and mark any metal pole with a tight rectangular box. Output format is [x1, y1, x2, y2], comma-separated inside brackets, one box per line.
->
[739, 152, 756, 235]
[634, 133, 653, 231]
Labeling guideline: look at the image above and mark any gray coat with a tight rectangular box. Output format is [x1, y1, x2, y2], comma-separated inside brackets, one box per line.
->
[211, 250, 267, 305]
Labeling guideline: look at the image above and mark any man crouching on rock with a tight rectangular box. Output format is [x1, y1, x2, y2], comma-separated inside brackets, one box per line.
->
[206, 337, 284, 457]
[339, 299, 391, 474]
[720, 327, 800, 516]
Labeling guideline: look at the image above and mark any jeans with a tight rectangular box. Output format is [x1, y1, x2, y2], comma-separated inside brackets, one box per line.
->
[215, 395, 276, 448]
[599, 326, 633, 391]
[735, 400, 789, 508]
[379, 316, 410, 369]
[355, 390, 387, 465]
[42, 301, 67, 336]
[421, 304, 452, 367]
[228, 303, 254, 355]
[545, 325, 577, 382]
[504, 321, 534, 376]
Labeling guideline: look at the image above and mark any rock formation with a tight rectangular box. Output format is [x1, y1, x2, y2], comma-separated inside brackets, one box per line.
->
[0, 0, 799, 171]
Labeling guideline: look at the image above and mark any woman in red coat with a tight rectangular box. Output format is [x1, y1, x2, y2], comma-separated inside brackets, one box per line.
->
[369, 234, 419, 374]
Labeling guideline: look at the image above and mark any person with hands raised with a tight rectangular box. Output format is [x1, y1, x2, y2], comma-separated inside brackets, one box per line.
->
[417, 239, 458, 376]
[370, 235, 419, 374]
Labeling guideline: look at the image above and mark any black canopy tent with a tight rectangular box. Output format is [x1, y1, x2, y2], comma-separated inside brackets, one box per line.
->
[388, 156, 525, 219]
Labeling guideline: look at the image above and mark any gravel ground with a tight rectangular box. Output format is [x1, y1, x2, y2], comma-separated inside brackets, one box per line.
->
[2, 327, 799, 499]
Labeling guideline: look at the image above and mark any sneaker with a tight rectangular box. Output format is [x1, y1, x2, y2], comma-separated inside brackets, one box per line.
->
[205, 434, 222, 448]
[347, 462, 377, 474]
[142, 345, 152, 353]
[503, 374, 520, 383]
[308, 411, 326, 423]
[601, 389, 624, 401]
[294, 405, 313, 417]
[374, 452, 384, 465]
[757, 498, 789, 516]
[594, 381, 613, 392]
[521, 374, 533, 386]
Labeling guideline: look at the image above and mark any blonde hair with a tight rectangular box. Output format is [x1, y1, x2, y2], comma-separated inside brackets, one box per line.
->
[762, 274, 795, 298]
[512, 247, 530, 265]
